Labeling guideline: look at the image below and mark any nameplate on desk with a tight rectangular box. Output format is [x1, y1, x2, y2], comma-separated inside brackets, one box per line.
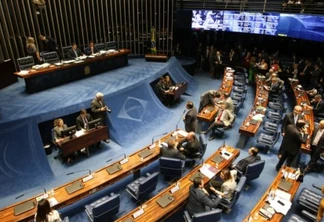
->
[36, 193, 49, 202]
[65, 181, 84, 194]
[106, 163, 122, 175]
[221, 151, 232, 160]
[120, 158, 129, 165]
[212, 154, 224, 164]
[138, 149, 153, 159]
[14, 200, 36, 216]
[189, 172, 205, 182]
[82, 174, 94, 183]
[170, 184, 180, 194]
[132, 208, 144, 218]
[149, 144, 156, 149]
[156, 193, 175, 208]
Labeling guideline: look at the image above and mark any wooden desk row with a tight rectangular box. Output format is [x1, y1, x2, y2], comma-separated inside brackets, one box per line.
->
[117, 145, 240, 222]
[243, 166, 301, 222]
[14, 49, 131, 93]
[237, 75, 269, 148]
[289, 80, 314, 154]
[0, 130, 178, 222]
[197, 68, 235, 122]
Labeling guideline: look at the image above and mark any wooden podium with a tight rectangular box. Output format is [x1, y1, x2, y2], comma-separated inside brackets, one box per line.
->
[145, 54, 168, 62]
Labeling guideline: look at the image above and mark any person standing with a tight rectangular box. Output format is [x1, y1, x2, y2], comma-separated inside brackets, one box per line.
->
[39, 34, 59, 52]
[276, 120, 308, 171]
[91, 92, 111, 143]
[26, 37, 41, 64]
[183, 101, 198, 133]
[281, 105, 303, 136]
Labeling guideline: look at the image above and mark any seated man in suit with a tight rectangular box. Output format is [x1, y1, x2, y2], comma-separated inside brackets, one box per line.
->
[311, 94, 324, 117]
[84, 41, 99, 55]
[264, 76, 283, 95]
[201, 102, 235, 141]
[76, 109, 93, 131]
[177, 132, 200, 158]
[67, 43, 84, 59]
[161, 138, 186, 160]
[186, 176, 221, 216]
[231, 147, 261, 173]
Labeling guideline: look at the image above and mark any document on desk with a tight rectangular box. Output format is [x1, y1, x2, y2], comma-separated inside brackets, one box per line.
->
[48, 197, 58, 207]
[177, 130, 188, 137]
[75, 130, 85, 137]
[199, 164, 216, 179]
[269, 196, 292, 215]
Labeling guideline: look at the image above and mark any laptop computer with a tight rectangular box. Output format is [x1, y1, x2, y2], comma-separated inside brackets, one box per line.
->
[156, 193, 174, 208]
[14, 200, 35, 216]
[138, 149, 153, 159]
[278, 180, 292, 192]
[106, 163, 122, 175]
[65, 181, 84, 194]
[211, 154, 224, 164]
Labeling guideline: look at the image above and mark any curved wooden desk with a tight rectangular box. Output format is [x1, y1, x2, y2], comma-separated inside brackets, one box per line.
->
[0, 130, 178, 222]
[116, 145, 240, 222]
[238, 75, 269, 148]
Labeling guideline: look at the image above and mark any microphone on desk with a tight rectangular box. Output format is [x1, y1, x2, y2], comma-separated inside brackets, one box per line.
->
[15, 187, 47, 199]
[312, 183, 322, 190]
[66, 169, 94, 182]
[151, 132, 168, 145]
[175, 109, 187, 130]
[106, 153, 127, 163]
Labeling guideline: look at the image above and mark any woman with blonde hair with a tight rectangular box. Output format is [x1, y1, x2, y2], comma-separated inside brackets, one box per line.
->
[26, 37, 41, 64]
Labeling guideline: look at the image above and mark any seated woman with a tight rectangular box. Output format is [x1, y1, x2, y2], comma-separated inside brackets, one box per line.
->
[35, 199, 62, 222]
[52, 118, 73, 164]
[164, 75, 173, 90]
[208, 169, 237, 202]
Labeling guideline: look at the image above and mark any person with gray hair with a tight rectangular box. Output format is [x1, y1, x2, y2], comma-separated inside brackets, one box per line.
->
[91, 92, 111, 143]
[177, 132, 200, 158]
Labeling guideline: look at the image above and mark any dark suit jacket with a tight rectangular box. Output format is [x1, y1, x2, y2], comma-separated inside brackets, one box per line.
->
[184, 107, 198, 132]
[235, 155, 261, 173]
[177, 136, 200, 158]
[67, 48, 83, 59]
[91, 99, 108, 124]
[161, 146, 186, 160]
[281, 112, 303, 134]
[313, 100, 324, 115]
[84, 46, 99, 55]
[44, 36, 59, 52]
[186, 185, 220, 215]
[199, 90, 217, 112]
[310, 125, 324, 148]
[278, 125, 307, 156]
[76, 114, 93, 131]
[53, 124, 67, 142]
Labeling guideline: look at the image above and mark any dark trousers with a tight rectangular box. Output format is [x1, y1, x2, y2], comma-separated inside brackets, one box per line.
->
[276, 150, 298, 170]
[307, 146, 323, 170]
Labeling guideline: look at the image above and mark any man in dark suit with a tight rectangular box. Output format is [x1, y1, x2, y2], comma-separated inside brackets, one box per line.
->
[91, 92, 111, 143]
[76, 109, 93, 131]
[312, 94, 324, 117]
[233, 147, 261, 173]
[84, 41, 99, 55]
[161, 138, 186, 160]
[276, 120, 308, 171]
[67, 43, 84, 59]
[281, 105, 303, 136]
[177, 132, 200, 158]
[186, 176, 221, 216]
[305, 120, 324, 173]
[265, 76, 282, 95]
[198, 90, 219, 112]
[183, 101, 198, 133]
[39, 34, 59, 52]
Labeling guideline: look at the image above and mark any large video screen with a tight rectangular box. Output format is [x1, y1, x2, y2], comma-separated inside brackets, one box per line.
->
[191, 10, 324, 42]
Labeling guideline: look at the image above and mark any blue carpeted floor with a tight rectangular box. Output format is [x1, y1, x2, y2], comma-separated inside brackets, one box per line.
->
[0, 58, 323, 221]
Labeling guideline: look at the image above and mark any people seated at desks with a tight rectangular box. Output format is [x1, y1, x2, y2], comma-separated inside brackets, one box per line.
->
[231, 147, 261, 173]
[156, 77, 169, 102]
[208, 169, 237, 202]
[186, 176, 222, 216]
[67, 42, 84, 59]
[265, 73, 284, 87]
[304, 120, 324, 173]
[311, 94, 324, 117]
[164, 75, 173, 89]
[35, 199, 62, 222]
[216, 92, 234, 114]
[76, 109, 93, 131]
[26, 37, 41, 64]
[276, 120, 308, 171]
[84, 41, 99, 55]
[198, 90, 219, 112]
[183, 101, 198, 133]
[176, 132, 200, 158]
[201, 102, 235, 141]
[281, 105, 303, 136]
[53, 118, 74, 164]
[306, 88, 318, 99]
[264, 76, 283, 94]
[160, 138, 186, 160]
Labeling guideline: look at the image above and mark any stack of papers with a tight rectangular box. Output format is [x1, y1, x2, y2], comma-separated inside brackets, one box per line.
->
[75, 130, 85, 137]
[177, 130, 188, 137]
[268, 189, 292, 215]
[199, 164, 216, 179]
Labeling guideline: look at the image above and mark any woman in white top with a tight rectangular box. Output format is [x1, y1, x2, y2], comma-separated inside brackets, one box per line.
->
[209, 168, 237, 201]
[35, 199, 62, 222]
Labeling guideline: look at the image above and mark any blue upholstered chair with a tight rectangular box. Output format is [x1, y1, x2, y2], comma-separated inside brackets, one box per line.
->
[219, 176, 247, 213]
[85, 193, 120, 222]
[95, 43, 105, 51]
[17, 56, 35, 70]
[159, 157, 185, 178]
[297, 188, 323, 216]
[287, 214, 308, 222]
[106, 41, 117, 50]
[62, 46, 72, 59]
[256, 132, 279, 152]
[126, 172, 159, 200]
[42, 51, 60, 64]
[236, 160, 265, 188]
[183, 208, 222, 222]
[185, 134, 208, 165]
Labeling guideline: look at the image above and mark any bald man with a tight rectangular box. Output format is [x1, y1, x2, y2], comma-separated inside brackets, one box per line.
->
[281, 105, 304, 136]
[177, 132, 200, 158]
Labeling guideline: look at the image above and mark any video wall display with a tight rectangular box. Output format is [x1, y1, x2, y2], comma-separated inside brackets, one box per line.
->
[191, 10, 324, 42]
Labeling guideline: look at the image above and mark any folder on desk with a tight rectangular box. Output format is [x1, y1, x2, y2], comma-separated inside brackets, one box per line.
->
[156, 193, 175, 208]
[138, 149, 153, 159]
[106, 163, 122, 175]
[189, 172, 205, 182]
[206, 106, 215, 112]
[212, 154, 224, 164]
[250, 119, 258, 125]
[123, 218, 134, 222]
[65, 181, 84, 194]
[278, 180, 292, 192]
[14, 200, 35, 216]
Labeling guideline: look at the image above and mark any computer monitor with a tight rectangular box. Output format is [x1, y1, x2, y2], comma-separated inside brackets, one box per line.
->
[88, 118, 102, 130]
[61, 125, 76, 139]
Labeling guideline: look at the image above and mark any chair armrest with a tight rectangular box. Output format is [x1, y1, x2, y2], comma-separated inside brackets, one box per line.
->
[146, 172, 151, 177]
[183, 210, 192, 222]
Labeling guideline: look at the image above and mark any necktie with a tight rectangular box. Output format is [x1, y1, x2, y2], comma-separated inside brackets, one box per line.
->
[74, 50, 78, 58]
[217, 110, 224, 121]
[83, 116, 88, 128]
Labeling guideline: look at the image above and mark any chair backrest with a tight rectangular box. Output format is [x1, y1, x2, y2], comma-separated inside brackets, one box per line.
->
[137, 172, 159, 199]
[92, 193, 120, 221]
[198, 134, 207, 159]
[159, 157, 185, 177]
[17, 56, 35, 70]
[96, 43, 105, 51]
[106, 41, 117, 50]
[42, 51, 60, 64]
[192, 208, 222, 222]
[244, 160, 265, 182]
[62, 46, 72, 59]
